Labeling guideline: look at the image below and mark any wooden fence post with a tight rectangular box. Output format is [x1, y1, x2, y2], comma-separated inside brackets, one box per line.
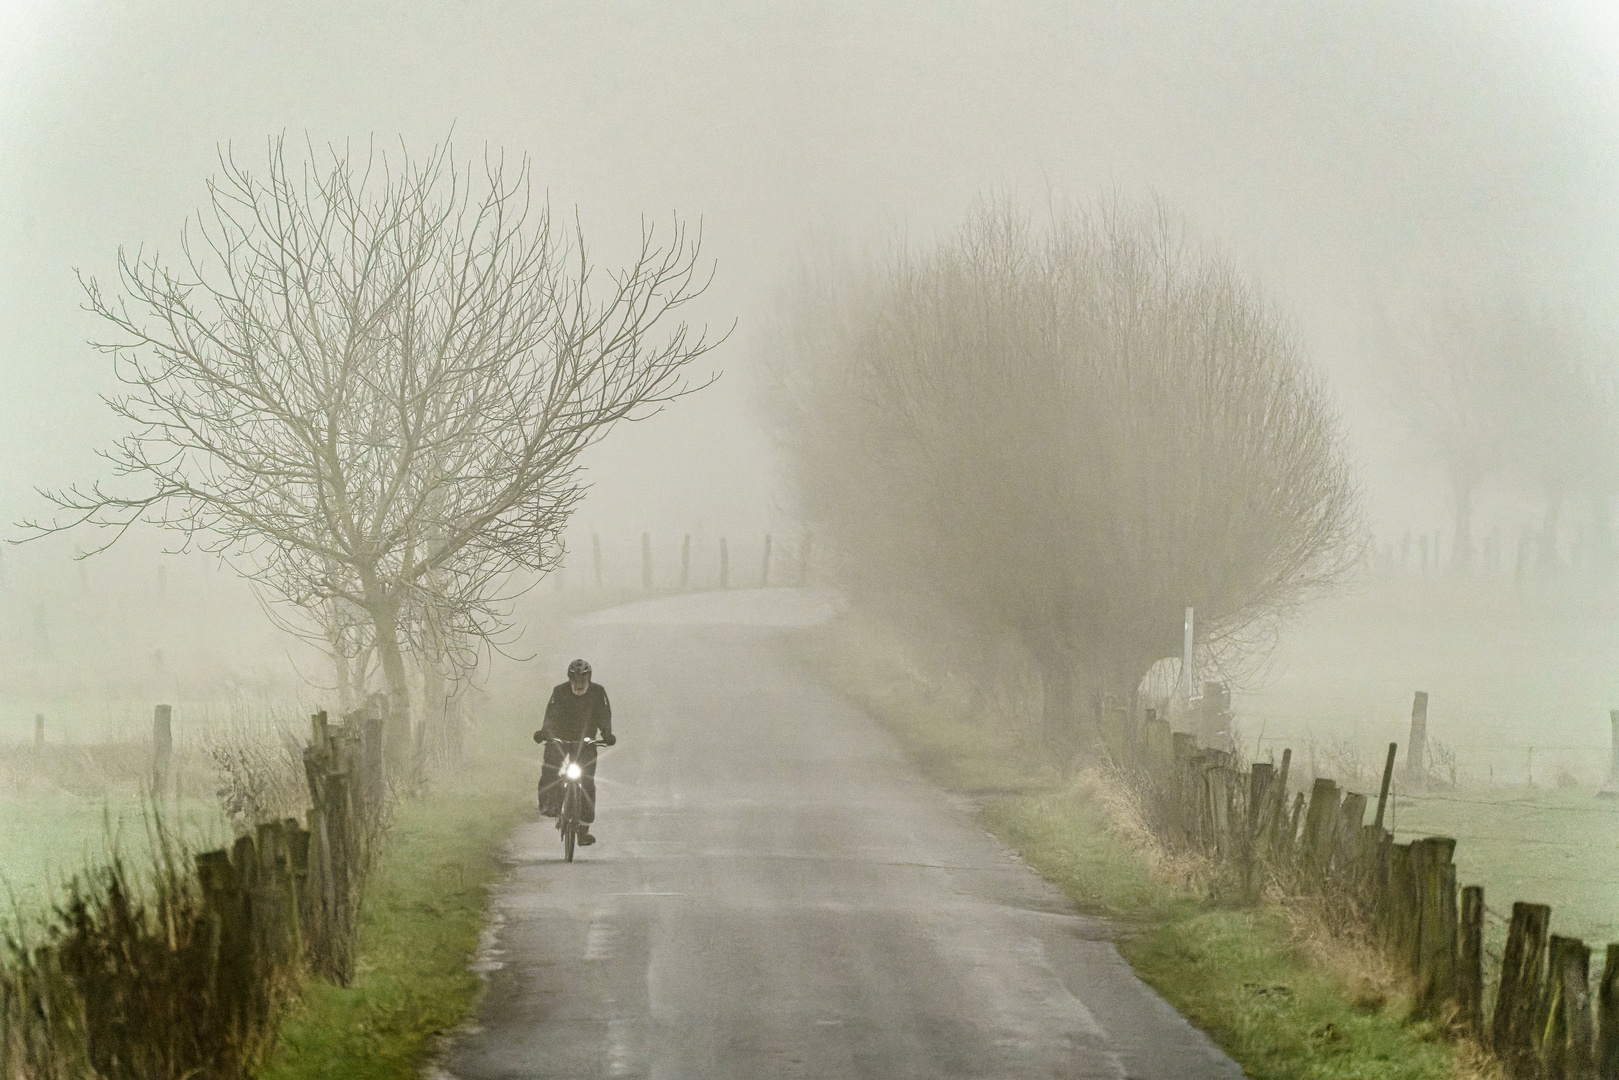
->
[592, 533, 603, 589]
[1268, 748, 1292, 858]
[325, 769, 355, 986]
[1333, 792, 1367, 883]
[799, 530, 812, 586]
[761, 533, 773, 587]
[1244, 763, 1274, 900]
[1385, 842, 1413, 957]
[1413, 837, 1458, 1020]
[1374, 741, 1397, 829]
[641, 532, 653, 591]
[196, 847, 252, 1038]
[1279, 791, 1305, 871]
[1542, 935, 1595, 1080]
[1205, 763, 1233, 859]
[1099, 698, 1128, 767]
[1598, 944, 1619, 1080]
[152, 704, 173, 797]
[1458, 885, 1485, 1034]
[33, 712, 43, 750]
[681, 534, 691, 590]
[362, 710, 385, 813]
[1144, 717, 1173, 784]
[1405, 691, 1430, 788]
[719, 537, 729, 588]
[1494, 901, 1553, 1078]
[1299, 779, 1340, 889]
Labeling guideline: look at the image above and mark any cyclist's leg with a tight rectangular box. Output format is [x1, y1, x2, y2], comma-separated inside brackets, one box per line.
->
[538, 741, 562, 815]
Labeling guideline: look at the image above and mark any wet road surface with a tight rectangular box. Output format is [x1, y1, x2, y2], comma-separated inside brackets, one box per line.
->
[438, 589, 1242, 1079]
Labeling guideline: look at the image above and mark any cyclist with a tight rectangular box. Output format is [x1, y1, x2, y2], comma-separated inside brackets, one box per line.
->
[533, 658, 615, 845]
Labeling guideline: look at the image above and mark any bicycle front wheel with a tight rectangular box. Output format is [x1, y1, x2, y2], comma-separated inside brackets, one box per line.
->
[561, 787, 576, 862]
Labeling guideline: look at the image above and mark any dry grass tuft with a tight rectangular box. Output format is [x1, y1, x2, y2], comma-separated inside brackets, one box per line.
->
[1449, 1035, 1504, 1080]
[1071, 766, 1225, 893]
[1281, 893, 1404, 1017]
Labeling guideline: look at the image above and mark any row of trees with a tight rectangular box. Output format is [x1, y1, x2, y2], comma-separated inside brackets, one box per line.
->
[765, 200, 1361, 748]
[21, 136, 719, 753]
[1385, 295, 1618, 575]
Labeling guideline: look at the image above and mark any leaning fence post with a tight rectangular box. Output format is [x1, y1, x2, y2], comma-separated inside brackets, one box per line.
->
[1374, 741, 1397, 829]
[1268, 748, 1292, 857]
[761, 533, 773, 587]
[1494, 901, 1553, 1078]
[1405, 691, 1430, 788]
[1598, 944, 1619, 1079]
[1458, 885, 1485, 1034]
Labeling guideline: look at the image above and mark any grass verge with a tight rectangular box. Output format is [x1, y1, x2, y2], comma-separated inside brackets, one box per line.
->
[260, 772, 527, 1080]
[791, 614, 1469, 1080]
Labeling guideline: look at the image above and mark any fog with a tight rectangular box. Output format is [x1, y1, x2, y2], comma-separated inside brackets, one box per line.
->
[2, 2, 1618, 733]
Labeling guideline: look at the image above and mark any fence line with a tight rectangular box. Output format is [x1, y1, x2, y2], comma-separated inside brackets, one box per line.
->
[1102, 689, 1619, 1078]
[0, 696, 400, 1078]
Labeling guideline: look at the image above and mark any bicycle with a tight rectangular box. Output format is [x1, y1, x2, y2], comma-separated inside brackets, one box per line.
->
[546, 737, 607, 862]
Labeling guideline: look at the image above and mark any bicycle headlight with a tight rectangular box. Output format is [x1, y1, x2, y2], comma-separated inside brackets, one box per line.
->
[565, 762, 582, 781]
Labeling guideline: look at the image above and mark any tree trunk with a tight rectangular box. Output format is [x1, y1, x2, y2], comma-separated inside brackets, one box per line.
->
[1592, 490, 1616, 571]
[367, 597, 413, 775]
[1542, 487, 1565, 570]
[1450, 474, 1475, 574]
[421, 599, 449, 762]
[1035, 652, 1101, 763]
[334, 650, 354, 714]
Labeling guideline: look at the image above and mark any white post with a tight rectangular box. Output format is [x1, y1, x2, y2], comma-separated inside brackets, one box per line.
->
[1182, 606, 1195, 704]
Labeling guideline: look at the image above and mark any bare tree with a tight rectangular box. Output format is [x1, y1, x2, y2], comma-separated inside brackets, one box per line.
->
[22, 136, 719, 753]
[765, 198, 1359, 749]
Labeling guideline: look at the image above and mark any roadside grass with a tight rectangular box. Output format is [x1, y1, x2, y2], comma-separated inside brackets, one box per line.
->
[261, 771, 528, 1080]
[790, 614, 1466, 1080]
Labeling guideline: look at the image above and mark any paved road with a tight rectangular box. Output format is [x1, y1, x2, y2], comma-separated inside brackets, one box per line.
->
[439, 590, 1242, 1080]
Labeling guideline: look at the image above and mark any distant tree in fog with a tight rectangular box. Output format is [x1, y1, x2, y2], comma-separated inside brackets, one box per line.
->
[1386, 297, 1616, 572]
[766, 199, 1360, 750]
[22, 136, 718, 737]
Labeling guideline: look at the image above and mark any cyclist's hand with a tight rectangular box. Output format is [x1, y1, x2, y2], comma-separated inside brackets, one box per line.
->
[601, 733, 617, 746]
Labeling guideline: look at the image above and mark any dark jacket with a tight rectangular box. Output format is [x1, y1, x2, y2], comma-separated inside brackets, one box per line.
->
[538, 681, 613, 743]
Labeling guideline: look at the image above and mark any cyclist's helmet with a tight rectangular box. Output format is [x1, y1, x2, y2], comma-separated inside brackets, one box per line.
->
[567, 658, 592, 679]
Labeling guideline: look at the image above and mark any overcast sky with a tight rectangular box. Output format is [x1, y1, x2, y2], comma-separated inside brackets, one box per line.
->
[4, 0, 1618, 558]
